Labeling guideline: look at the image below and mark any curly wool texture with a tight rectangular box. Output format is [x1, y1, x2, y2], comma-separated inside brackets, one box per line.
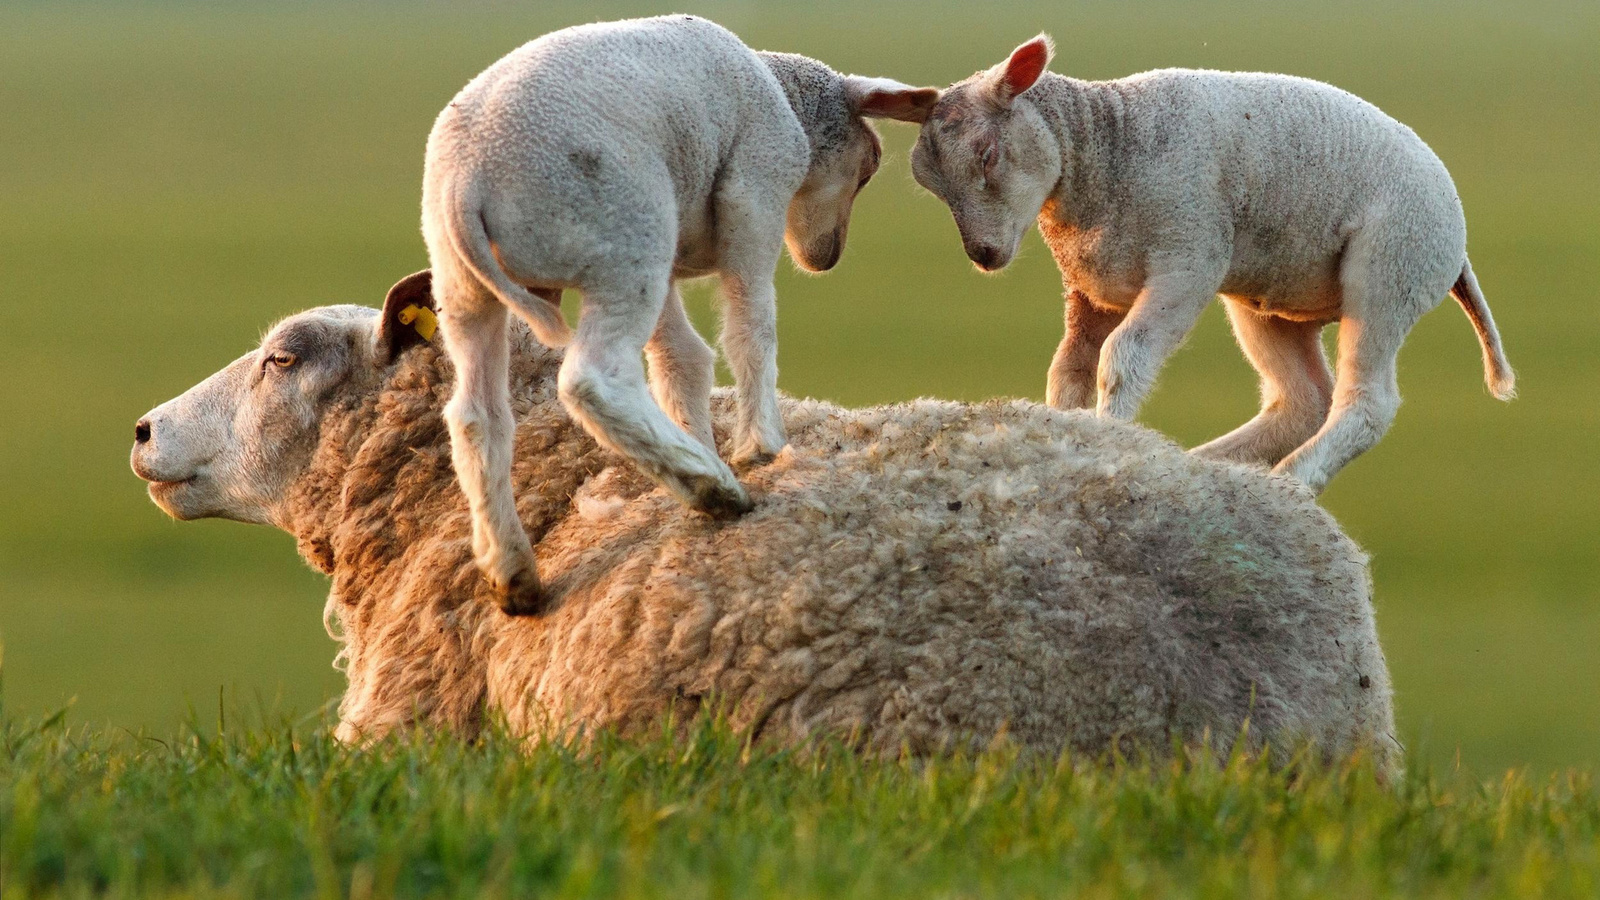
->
[289, 328, 1396, 769]
[759, 52, 855, 161]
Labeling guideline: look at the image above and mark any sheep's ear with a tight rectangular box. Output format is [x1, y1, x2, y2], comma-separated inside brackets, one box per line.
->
[982, 34, 1054, 106]
[844, 76, 940, 124]
[376, 269, 437, 364]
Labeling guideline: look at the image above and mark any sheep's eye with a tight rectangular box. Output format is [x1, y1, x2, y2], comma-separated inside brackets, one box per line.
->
[266, 351, 299, 370]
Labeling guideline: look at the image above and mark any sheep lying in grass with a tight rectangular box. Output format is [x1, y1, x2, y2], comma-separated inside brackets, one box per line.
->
[866, 37, 1514, 493]
[130, 282, 1399, 773]
[423, 14, 931, 613]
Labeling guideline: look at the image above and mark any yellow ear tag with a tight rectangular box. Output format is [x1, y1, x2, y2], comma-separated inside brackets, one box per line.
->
[398, 304, 438, 342]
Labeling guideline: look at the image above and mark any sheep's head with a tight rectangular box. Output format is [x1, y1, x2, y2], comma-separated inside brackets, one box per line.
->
[130, 272, 438, 526]
[864, 36, 1062, 272]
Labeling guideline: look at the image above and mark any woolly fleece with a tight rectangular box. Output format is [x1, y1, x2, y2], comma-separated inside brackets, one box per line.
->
[273, 315, 1398, 770]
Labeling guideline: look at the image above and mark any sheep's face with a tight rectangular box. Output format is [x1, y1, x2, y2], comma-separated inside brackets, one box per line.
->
[132, 273, 438, 525]
[784, 116, 882, 273]
[907, 36, 1061, 272]
[130, 305, 381, 525]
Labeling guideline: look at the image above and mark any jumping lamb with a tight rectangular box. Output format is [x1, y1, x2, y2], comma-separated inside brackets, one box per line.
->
[422, 14, 931, 613]
[130, 280, 1399, 775]
[866, 36, 1514, 493]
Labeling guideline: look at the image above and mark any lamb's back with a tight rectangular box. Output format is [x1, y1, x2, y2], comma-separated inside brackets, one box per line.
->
[428, 15, 793, 216]
[1116, 69, 1448, 203]
[1092, 69, 1459, 304]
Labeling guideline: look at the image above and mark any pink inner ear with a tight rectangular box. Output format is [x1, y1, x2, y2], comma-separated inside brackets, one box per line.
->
[1004, 40, 1051, 96]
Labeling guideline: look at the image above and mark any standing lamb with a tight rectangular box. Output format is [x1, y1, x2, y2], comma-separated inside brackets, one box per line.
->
[422, 14, 931, 613]
[866, 37, 1514, 492]
[130, 287, 1400, 777]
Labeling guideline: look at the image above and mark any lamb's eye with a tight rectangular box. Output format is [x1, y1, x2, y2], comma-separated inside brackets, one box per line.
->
[267, 352, 299, 370]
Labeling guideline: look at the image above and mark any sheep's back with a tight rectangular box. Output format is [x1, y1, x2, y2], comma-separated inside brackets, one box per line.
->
[485, 393, 1395, 768]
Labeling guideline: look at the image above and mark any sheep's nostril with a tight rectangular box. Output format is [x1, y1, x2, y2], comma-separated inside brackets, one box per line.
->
[135, 419, 152, 444]
[969, 245, 1001, 270]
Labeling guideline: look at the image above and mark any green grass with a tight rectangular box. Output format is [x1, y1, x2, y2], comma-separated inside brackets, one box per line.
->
[0, 0, 1597, 779]
[3, 713, 1598, 899]
[0, 10, 1596, 886]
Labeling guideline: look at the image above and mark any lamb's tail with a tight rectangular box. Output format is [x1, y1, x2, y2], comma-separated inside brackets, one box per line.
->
[1449, 258, 1515, 401]
[442, 183, 573, 349]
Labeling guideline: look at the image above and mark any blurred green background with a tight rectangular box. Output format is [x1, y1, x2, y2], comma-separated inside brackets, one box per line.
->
[1, 1, 1594, 773]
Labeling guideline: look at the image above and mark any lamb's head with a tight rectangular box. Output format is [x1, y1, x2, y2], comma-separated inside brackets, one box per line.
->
[783, 110, 878, 272]
[868, 36, 1062, 272]
[130, 272, 439, 526]
[764, 53, 937, 273]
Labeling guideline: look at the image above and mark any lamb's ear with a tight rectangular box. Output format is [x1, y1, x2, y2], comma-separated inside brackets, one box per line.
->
[982, 34, 1054, 106]
[376, 269, 437, 364]
[843, 76, 940, 124]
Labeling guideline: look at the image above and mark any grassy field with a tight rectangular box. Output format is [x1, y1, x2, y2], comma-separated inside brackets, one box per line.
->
[0, 0, 1595, 789]
[4, 714, 1599, 899]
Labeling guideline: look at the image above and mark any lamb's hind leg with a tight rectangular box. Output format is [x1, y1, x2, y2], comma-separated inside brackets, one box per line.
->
[1274, 233, 1435, 492]
[645, 285, 717, 452]
[560, 272, 751, 517]
[1192, 300, 1334, 467]
[437, 272, 543, 615]
[1046, 290, 1125, 409]
[1096, 267, 1222, 420]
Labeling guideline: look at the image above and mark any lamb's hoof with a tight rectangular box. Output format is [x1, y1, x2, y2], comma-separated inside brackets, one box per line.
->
[730, 448, 778, 472]
[689, 477, 754, 520]
[494, 568, 551, 617]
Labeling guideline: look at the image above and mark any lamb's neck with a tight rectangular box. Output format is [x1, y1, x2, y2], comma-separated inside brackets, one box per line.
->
[757, 51, 841, 158]
[1027, 74, 1129, 228]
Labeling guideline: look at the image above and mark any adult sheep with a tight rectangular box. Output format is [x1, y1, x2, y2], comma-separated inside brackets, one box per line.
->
[130, 276, 1398, 773]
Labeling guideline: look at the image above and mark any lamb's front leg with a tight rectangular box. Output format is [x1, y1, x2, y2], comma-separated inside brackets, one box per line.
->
[1096, 269, 1222, 420]
[1046, 290, 1125, 409]
[719, 270, 786, 465]
[715, 190, 789, 467]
